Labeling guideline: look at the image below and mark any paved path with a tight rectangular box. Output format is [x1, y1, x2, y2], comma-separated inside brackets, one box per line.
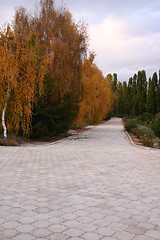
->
[0, 118, 160, 240]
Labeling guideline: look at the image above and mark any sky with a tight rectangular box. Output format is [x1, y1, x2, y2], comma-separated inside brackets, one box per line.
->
[0, 0, 160, 82]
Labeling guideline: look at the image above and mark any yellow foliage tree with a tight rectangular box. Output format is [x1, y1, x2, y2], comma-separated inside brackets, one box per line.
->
[75, 53, 113, 126]
[0, 24, 47, 137]
[33, 0, 87, 102]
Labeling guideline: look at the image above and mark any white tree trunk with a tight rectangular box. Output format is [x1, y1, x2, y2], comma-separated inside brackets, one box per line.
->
[2, 86, 10, 138]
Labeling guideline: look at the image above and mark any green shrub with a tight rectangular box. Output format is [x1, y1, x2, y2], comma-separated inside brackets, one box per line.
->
[134, 129, 144, 139]
[124, 119, 137, 132]
[31, 93, 79, 139]
[142, 135, 154, 148]
[151, 113, 160, 137]
[155, 112, 160, 118]
[137, 112, 154, 125]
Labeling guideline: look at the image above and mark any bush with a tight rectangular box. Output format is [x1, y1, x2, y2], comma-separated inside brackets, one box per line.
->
[134, 129, 144, 139]
[142, 135, 154, 148]
[137, 112, 154, 125]
[151, 113, 160, 137]
[31, 94, 79, 139]
[124, 119, 137, 132]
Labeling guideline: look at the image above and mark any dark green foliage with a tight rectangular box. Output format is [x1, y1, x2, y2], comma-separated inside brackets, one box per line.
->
[151, 113, 160, 137]
[111, 73, 117, 92]
[156, 71, 160, 112]
[156, 85, 160, 112]
[127, 77, 133, 114]
[122, 81, 129, 115]
[132, 75, 139, 116]
[31, 94, 79, 139]
[136, 70, 147, 114]
[137, 112, 154, 125]
[113, 70, 160, 119]
[116, 82, 124, 116]
[124, 119, 137, 132]
[105, 111, 112, 121]
[146, 73, 157, 114]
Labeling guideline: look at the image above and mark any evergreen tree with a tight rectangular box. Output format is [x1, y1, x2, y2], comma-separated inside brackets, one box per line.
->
[122, 81, 128, 115]
[127, 77, 133, 115]
[146, 73, 157, 114]
[136, 70, 147, 114]
[116, 82, 123, 116]
[111, 73, 118, 92]
[132, 74, 138, 116]
[110, 73, 118, 115]
[156, 71, 160, 113]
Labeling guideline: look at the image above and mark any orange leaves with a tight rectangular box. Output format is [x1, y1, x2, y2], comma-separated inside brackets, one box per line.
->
[74, 54, 113, 126]
[0, 22, 46, 136]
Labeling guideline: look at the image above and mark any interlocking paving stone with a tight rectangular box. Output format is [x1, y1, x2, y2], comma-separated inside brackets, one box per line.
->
[96, 226, 116, 236]
[32, 228, 51, 238]
[48, 224, 68, 232]
[47, 233, 68, 240]
[82, 232, 101, 240]
[133, 236, 152, 240]
[16, 224, 34, 233]
[0, 118, 160, 239]
[65, 228, 84, 237]
[2, 229, 18, 238]
[145, 230, 160, 239]
[113, 230, 135, 240]
[12, 234, 35, 240]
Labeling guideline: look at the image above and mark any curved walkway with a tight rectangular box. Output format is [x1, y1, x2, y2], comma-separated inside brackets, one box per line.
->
[0, 118, 160, 240]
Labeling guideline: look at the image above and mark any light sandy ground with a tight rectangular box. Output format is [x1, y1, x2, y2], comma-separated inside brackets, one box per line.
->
[0, 118, 160, 240]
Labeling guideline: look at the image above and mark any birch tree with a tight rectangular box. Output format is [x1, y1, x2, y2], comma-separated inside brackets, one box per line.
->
[0, 24, 46, 137]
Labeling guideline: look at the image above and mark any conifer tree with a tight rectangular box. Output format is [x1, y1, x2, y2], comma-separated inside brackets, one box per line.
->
[156, 71, 160, 113]
[136, 70, 147, 114]
[132, 74, 138, 116]
[127, 77, 133, 115]
[116, 82, 123, 116]
[122, 81, 128, 115]
[146, 73, 157, 114]
[111, 73, 117, 93]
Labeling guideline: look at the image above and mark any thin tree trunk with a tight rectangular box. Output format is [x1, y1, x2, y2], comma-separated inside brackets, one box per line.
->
[2, 85, 10, 138]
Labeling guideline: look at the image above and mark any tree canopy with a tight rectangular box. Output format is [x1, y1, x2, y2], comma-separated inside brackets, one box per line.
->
[0, 0, 113, 139]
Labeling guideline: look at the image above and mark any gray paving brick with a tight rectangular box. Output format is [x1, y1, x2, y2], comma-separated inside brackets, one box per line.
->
[0, 118, 160, 239]
[145, 230, 160, 239]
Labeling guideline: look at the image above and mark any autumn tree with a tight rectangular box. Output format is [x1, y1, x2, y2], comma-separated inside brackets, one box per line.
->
[27, 0, 88, 137]
[74, 54, 113, 126]
[0, 20, 46, 137]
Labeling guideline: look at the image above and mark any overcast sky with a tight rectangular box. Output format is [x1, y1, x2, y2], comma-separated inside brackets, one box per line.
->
[0, 0, 160, 81]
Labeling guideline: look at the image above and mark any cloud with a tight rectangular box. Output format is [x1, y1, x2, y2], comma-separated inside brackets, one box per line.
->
[0, 0, 160, 81]
[88, 11, 160, 81]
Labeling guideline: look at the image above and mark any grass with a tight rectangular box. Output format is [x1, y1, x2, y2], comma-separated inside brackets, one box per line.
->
[124, 118, 160, 148]
[136, 123, 154, 136]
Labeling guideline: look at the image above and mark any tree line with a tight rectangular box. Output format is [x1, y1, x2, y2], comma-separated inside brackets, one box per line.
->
[0, 0, 113, 139]
[110, 70, 160, 117]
